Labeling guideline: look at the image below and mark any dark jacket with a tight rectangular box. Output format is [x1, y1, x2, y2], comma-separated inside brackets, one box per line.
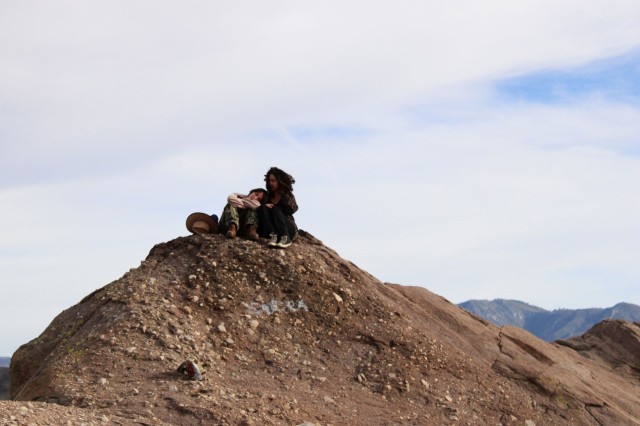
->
[267, 191, 298, 223]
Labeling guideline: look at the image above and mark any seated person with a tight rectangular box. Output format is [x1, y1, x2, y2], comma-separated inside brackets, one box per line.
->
[257, 167, 298, 249]
[219, 188, 267, 240]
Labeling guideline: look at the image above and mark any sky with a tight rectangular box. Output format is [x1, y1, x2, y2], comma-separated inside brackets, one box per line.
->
[1, 1, 639, 356]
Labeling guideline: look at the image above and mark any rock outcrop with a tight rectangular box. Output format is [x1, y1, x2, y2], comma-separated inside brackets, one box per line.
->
[557, 319, 640, 382]
[5, 232, 640, 425]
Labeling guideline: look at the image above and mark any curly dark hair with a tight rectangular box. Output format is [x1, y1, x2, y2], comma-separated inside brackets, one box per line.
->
[264, 167, 295, 193]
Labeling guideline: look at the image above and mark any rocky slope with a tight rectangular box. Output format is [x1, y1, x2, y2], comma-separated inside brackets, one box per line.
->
[459, 299, 640, 341]
[5, 232, 640, 425]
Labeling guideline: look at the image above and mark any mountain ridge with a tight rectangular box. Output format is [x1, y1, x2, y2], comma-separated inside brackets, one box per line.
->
[4, 232, 640, 424]
[459, 299, 640, 341]
[0, 358, 9, 400]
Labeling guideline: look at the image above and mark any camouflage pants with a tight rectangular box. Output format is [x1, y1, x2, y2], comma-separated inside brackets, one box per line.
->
[218, 204, 259, 235]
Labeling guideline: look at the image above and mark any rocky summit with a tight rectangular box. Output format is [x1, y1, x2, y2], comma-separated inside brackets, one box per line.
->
[4, 232, 640, 425]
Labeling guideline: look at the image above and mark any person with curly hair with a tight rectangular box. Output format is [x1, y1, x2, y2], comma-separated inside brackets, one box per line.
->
[257, 167, 298, 248]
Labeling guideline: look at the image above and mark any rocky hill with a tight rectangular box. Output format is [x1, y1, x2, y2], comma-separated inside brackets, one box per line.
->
[459, 299, 640, 341]
[3, 232, 640, 425]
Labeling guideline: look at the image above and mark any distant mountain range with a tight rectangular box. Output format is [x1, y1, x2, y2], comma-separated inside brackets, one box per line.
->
[0, 367, 8, 400]
[0, 357, 9, 401]
[458, 299, 640, 341]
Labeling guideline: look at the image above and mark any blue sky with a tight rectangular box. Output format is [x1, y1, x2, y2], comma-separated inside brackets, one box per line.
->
[496, 48, 640, 106]
[1, 1, 640, 356]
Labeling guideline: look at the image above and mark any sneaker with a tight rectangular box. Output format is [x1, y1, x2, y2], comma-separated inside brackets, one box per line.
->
[276, 235, 292, 248]
[267, 233, 278, 247]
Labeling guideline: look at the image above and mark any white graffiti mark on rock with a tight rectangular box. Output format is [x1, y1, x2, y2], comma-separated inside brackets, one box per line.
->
[247, 299, 309, 316]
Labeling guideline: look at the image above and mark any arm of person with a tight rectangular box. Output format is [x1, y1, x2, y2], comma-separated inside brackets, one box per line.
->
[242, 198, 261, 210]
[227, 193, 246, 209]
[280, 192, 298, 215]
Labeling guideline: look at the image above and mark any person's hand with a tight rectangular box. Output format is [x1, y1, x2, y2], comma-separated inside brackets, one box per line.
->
[266, 204, 274, 208]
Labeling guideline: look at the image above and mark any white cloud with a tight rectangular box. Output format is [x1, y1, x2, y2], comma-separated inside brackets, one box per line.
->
[282, 96, 640, 305]
[1, 1, 640, 354]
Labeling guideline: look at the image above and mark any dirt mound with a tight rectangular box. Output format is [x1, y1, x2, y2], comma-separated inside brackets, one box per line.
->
[9, 232, 640, 425]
